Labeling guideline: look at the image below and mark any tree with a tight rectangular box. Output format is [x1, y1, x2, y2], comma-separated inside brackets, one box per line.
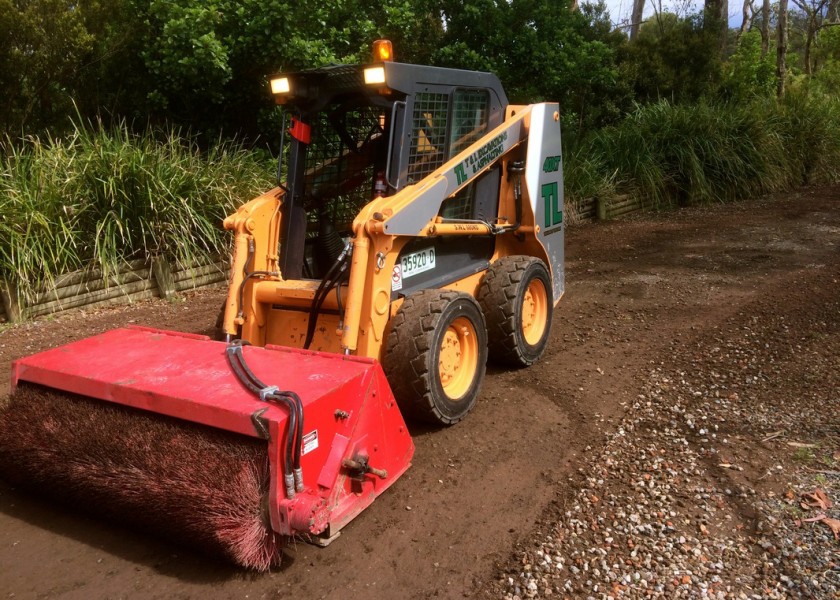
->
[722, 30, 776, 98]
[813, 24, 840, 93]
[0, 0, 94, 134]
[761, 0, 771, 55]
[704, 0, 728, 51]
[631, 0, 645, 39]
[778, 0, 789, 95]
[737, 0, 755, 42]
[790, 0, 834, 74]
[135, 0, 447, 140]
[622, 12, 722, 103]
[432, 0, 628, 133]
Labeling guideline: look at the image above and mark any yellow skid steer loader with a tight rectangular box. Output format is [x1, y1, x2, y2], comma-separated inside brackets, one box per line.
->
[1, 41, 565, 570]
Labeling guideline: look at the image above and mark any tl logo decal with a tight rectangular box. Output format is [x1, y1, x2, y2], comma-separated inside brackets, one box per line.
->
[541, 181, 562, 235]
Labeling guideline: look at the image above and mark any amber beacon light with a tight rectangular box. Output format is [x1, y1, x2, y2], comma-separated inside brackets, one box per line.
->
[373, 39, 393, 62]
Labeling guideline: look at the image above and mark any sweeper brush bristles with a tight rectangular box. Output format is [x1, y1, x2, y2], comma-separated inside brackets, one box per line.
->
[0, 384, 285, 571]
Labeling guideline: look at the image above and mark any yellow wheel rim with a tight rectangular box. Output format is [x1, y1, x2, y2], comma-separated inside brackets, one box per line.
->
[521, 278, 548, 346]
[438, 316, 479, 400]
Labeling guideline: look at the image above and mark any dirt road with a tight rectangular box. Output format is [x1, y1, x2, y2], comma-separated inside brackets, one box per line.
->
[0, 186, 837, 599]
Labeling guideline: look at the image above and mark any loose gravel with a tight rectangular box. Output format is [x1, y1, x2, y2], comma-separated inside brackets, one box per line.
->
[502, 260, 839, 599]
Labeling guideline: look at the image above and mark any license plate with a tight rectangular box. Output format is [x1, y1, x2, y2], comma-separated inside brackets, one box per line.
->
[401, 247, 436, 279]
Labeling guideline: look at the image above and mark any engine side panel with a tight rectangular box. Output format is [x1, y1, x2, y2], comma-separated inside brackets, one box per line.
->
[524, 103, 564, 303]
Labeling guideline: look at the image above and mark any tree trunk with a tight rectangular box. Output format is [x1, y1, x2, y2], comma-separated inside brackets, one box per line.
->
[761, 0, 770, 55]
[777, 0, 788, 97]
[790, 0, 829, 76]
[722, 0, 730, 51]
[630, 0, 645, 40]
[804, 15, 816, 75]
[737, 0, 753, 41]
[829, 0, 839, 21]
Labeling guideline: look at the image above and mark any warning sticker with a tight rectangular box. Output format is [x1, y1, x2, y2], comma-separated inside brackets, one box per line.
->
[302, 430, 319, 455]
[391, 264, 403, 291]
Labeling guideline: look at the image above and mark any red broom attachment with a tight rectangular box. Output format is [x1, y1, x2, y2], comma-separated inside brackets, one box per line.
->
[4, 327, 415, 568]
[0, 384, 284, 571]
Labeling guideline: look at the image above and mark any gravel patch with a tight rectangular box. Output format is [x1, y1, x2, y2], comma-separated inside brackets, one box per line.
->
[502, 265, 840, 599]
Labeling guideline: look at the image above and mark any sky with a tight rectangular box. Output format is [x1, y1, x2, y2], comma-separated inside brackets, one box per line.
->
[599, 0, 745, 31]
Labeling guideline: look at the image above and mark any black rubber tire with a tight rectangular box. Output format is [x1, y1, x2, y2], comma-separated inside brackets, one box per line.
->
[477, 256, 553, 367]
[383, 289, 488, 425]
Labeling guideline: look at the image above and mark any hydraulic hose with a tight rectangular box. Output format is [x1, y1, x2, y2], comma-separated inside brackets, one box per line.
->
[225, 342, 305, 496]
[507, 159, 525, 233]
[303, 242, 351, 350]
[237, 238, 278, 321]
[229, 344, 304, 474]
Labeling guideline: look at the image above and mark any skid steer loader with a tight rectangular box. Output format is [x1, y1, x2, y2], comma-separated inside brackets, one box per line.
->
[1, 41, 565, 570]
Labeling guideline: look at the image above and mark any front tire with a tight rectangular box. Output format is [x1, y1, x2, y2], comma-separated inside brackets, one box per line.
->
[383, 289, 488, 425]
[478, 256, 553, 367]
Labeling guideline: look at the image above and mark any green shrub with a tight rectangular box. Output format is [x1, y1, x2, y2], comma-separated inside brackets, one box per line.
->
[0, 121, 271, 303]
[565, 95, 840, 209]
[777, 91, 840, 185]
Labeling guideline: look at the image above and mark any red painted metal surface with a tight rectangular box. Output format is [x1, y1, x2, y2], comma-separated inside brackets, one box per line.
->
[11, 326, 414, 539]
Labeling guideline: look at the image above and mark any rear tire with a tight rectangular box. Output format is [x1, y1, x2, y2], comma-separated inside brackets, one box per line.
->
[383, 289, 488, 425]
[477, 256, 553, 367]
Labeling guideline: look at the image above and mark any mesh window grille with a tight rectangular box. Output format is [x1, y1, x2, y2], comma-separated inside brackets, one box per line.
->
[440, 89, 491, 220]
[303, 105, 385, 229]
[407, 92, 449, 183]
[449, 89, 490, 156]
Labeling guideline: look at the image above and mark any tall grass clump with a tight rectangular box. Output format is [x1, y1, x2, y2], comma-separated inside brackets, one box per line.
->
[561, 145, 618, 222]
[574, 94, 840, 208]
[776, 91, 840, 185]
[591, 100, 787, 205]
[0, 135, 84, 301]
[0, 121, 271, 304]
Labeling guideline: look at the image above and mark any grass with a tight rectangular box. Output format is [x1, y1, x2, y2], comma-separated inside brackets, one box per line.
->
[792, 446, 818, 463]
[563, 91, 840, 210]
[0, 121, 271, 305]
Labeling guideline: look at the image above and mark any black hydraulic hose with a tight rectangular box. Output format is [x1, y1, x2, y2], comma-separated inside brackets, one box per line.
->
[245, 237, 255, 275]
[226, 346, 296, 448]
[227, 346, 300, 453]
[228, 344, 304, 471]
[284, 391, 304, 473]
[236, 238, 278, 320]
[236, 347, 304, 476]
[303, 261, 347, 350]
[508, 160, 525, 233]
[237, 270, 277, 319]
[225, 343, 304, 496]
[234, 348, 305, 492]
[335, 276, 344, 333]
[303, 244, 351, 350]
[232, 239, 278, 344]
[226, 347, 295, 474]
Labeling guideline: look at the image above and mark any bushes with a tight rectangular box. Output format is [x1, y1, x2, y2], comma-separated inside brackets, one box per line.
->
[776, 92, 840, 185]
[564, 94, 840, 208]
[2, 96, 839, 307]
[0, 122, 270, 302]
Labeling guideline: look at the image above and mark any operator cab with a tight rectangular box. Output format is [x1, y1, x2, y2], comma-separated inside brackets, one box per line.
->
[270, 45, 509, 283]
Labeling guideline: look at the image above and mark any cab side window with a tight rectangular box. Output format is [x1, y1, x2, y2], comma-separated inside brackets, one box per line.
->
[441, 89, 490, 220]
